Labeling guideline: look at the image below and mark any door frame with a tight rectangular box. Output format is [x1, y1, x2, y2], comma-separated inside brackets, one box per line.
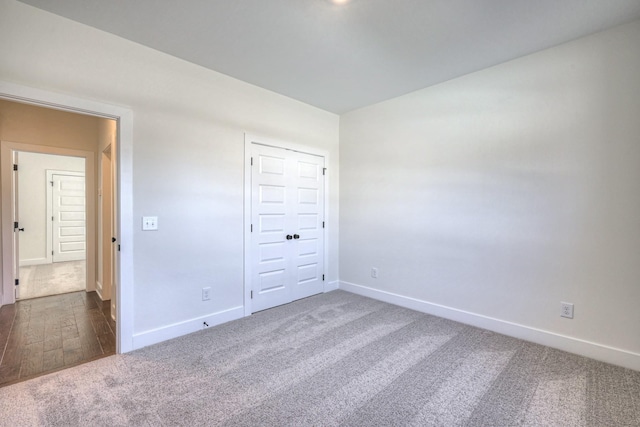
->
[46, 169, 86, 265]
[0, 80, 134, 353]
[11, 150, 19, 299]
[99, 145, 114, 303]
[243, 133, 330, 316]
[2, 143, 94, 293]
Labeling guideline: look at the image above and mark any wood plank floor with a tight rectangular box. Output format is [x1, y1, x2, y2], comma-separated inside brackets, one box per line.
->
[0, 291, 115, 387]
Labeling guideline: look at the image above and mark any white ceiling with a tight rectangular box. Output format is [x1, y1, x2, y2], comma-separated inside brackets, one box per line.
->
[18, 0, 640, 114]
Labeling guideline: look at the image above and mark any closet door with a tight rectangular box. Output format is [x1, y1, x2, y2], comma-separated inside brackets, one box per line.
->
[290, 151, 324, 301]
[250, 144, 324, 312]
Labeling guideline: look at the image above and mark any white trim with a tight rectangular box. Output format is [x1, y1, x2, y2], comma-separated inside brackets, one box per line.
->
[324, 280, 339, 292]
[243, 133, 330, 316]
[19, 257, 48, 267]
[243, 138, 252, 317]
[132, 306, 244, 350]
[0, 80, 134, 354]
[96, 280, 104, 300]
[339, 280, 640, 372]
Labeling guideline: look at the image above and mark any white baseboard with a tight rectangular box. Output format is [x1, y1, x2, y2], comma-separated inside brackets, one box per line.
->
[85, 280, 96, 292]
[132, 306, 244, 350]
[339, 280, 640, 372]
[96, 281, 111, 301]
[324, 280, 339, 292]
[19, 257, 49, 267]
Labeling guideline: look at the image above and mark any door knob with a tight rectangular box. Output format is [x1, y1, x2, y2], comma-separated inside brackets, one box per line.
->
[293, 234, 300, 239]
[18, 228, 25, 232]
[286, 235, 293, 240]
[112, 237, 117, 243]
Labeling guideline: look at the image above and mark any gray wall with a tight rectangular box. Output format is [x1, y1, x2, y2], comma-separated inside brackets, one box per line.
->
[340, 19, 640, 366]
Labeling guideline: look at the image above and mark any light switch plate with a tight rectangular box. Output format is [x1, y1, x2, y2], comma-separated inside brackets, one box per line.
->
[142, 216, 158, 230]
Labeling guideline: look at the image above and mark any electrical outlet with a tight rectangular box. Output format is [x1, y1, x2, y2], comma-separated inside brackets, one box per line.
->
[202, 287, 211, 301]
[371, 267, 378, 279]
[561, 302, 574, 319]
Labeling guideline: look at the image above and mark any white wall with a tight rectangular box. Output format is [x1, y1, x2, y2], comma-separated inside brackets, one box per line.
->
[340, 20, 640, 369]
[0, 0, 339, 345]
[18, 152, 84, 264]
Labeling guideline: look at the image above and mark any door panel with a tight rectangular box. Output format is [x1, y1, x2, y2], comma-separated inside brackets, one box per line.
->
[251, 144, 325, 312]
[52, 174, 86, 262]
[291, 152, 324, 301]
[252, 146, 291, 312]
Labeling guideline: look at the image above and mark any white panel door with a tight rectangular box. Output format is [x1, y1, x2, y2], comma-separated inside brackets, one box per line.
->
[291, 152, 325, 301]
[52, 174, 86, 262]
[251, 145, 290, 312]
[251, 144, 325, 312]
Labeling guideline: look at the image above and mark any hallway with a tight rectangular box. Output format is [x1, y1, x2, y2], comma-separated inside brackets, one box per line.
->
[19, 261, 86, 300]
[0, 291, 115, 386]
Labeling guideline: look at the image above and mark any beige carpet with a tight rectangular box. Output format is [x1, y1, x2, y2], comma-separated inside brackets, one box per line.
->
[0, 290, 638, 426]
[18, 261, 86, 300]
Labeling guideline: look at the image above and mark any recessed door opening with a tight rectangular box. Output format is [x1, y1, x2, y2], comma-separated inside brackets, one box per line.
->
[0, 97, 119, 385]
[16, 153, 87, 301]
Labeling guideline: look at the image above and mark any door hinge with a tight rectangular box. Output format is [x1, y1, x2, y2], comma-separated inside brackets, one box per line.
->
[250, 157, 253, 166]
[13, 164, 18, 171]
[250, 224, 253, 232]
[323, 168, 326, 176]
[118, 244, 121, 252]
[15, 279, 19, 286]
[50, 181, 54, 186]
[322, 221, 325, 229]
[13, 221, 18, 230]
[52, 250, 54, 255]
[322, 274, 325, 281]
[251, 290, 253, 299]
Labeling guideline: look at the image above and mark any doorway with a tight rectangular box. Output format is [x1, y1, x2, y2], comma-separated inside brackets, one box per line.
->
[16, 153, 87, 301]
[0, 139, 115, 385]
[0, 95, 122, 384]
[2, 141, 96, 301]
[0, 81, 134, 354]
[244, 136, 328, 314]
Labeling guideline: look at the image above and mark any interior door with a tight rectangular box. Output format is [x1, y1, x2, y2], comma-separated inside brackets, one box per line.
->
[250, 144, 325, 312]
[12, 151, 20, 299]
[52, 173, 86, 262]
[290, 151, 325, 301]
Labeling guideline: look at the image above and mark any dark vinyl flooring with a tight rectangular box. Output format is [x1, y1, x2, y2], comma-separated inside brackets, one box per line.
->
[0, 291, 116, 387]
